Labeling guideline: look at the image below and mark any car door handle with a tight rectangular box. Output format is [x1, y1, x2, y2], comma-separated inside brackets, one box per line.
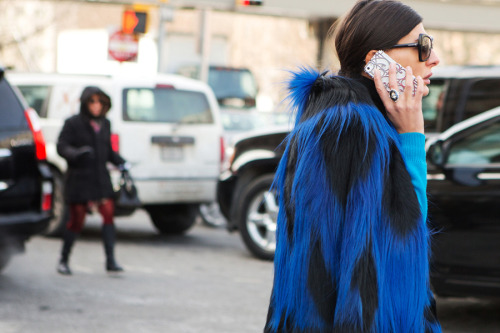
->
[0, 148, 12, 158]
[0, 181, 10, 191]
[477, 173, 500, 180]
[427, 173, 445, 180]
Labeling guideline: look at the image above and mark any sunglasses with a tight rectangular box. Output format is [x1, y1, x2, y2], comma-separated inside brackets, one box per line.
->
[389, 33, 434, 62]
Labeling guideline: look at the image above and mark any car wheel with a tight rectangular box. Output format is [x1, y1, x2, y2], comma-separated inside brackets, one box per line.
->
[0, 252, 11, 273]
[43, 168, 68, 237]
[199, 202, 227, 228]
[236, 174, 277, 261]
[145, 204, 199, 234]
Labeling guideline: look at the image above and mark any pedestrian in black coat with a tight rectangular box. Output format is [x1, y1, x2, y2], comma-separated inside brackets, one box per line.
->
[56, 86, 128, 275]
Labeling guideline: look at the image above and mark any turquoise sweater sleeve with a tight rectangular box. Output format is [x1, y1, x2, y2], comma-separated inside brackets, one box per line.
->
[398, 132, 427, 222]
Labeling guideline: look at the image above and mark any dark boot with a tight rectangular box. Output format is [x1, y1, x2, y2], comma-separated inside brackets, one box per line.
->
[57, 230, 78, 275]
[102, 224, 123, 273]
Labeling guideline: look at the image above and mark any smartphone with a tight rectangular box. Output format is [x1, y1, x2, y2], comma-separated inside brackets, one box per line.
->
[364, 50, 417, 95]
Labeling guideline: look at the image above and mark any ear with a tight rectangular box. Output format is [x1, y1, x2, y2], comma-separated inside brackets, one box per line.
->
[364, 50, 378, 64]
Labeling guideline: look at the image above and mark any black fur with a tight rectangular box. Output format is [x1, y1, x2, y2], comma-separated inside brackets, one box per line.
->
[299, 75, 374, 123]
[307, 239, 338, 326]
[284, 136, 298, 241]
[320, 123, 376, 209]
[382, 143, 421, 237]
[350, 238, 378, 332]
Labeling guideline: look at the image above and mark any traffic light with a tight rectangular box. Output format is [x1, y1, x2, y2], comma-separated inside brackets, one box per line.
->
[237, 0, 263, 6]
[122, 10, 148, 34]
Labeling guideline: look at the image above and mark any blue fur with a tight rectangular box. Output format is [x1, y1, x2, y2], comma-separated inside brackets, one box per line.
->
[266, 68, 441, 332]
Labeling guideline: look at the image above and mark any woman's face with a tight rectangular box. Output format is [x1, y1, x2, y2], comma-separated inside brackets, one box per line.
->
[385, 23, 440, 96]
[87, 94, 103, 117]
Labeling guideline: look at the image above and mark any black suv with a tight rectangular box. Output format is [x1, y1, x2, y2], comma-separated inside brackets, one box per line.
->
[218, 65, 500, 262]
[0, 68, 53, 272]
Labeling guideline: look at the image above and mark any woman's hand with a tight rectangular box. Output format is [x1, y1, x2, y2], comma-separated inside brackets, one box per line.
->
[373, 64, 425, 134]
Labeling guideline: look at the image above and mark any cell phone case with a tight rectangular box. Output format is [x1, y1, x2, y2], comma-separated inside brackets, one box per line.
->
[364, 50, 417, 95]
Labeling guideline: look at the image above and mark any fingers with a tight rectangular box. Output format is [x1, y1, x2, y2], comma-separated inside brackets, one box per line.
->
[415, 75, 425, 100]
[404, 66, 414, 98]
[374, 68, 397, 111]
[388, 63, 398, 92]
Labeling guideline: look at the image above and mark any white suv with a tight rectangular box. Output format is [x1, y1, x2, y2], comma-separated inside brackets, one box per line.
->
[7, 72, 223, 235]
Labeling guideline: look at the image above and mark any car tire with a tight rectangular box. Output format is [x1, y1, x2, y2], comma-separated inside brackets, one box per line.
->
[236, 174, 277, 261]
[43, 168, 68, 237]
[199, 202, 227, 228]
[145, 204, 198, 234]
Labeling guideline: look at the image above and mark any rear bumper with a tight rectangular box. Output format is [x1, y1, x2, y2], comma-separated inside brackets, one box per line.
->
[0, 212, 51, 252]
[0, 212, 51, 237]
[134, 178, 218, 204]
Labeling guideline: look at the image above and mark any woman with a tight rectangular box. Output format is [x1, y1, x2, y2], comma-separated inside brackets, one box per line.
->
[265, 0, 441, 332]
[56, 86, 128, 275]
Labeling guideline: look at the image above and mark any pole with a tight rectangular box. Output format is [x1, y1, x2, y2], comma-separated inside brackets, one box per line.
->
[199, 8, 211, 83]
[157, 4, 166, 73]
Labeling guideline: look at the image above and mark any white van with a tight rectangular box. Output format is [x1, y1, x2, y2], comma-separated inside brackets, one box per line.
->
[7, 72, 224, 236]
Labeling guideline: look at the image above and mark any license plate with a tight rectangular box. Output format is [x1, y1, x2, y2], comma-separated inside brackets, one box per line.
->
[160, 146, 184, 161]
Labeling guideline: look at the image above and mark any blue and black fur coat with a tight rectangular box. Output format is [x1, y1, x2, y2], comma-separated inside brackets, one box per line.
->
[264, 69, 441, 333]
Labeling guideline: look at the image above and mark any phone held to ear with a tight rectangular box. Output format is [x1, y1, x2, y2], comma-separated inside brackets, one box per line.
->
[364, 50, 418, 95]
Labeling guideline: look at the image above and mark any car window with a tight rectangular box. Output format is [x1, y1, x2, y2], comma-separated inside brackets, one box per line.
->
[16, 85, 51, 118]
[208, 68, 257, 109]
[422, 79, 446, 133]
[123, 87, 213, 124]
[0, 79, 28, 130]
[448, 120, 500, 165]
[462, 79, 500, 122]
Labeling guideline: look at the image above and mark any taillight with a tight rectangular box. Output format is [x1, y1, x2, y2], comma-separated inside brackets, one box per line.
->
[220, 137, 225, 165]
[24, 108, 47, 160]
[111, 133, 120, 153]
[41, 181, 53, 212]
[155, 84, 175, 89]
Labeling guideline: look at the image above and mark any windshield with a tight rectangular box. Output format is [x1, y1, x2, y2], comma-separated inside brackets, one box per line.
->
[123, 87, 213, 124]
[208, 68, 257, 108]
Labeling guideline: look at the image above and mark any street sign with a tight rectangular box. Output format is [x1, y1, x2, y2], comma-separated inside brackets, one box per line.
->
[108, 30, 139, 62]
[122, 9, 148, 34]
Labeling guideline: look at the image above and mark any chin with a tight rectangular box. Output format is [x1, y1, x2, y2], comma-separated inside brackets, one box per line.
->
[423, 86, 429, 96]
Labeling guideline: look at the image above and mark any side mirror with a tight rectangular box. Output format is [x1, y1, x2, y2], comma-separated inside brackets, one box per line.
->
[427, 139, 445, 168]
[0, 67, 4, 81]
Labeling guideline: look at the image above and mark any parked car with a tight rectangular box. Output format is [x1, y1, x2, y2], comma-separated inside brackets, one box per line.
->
[200, 110, 291, 228]
[177, 65, 259, 110]
[426, 106, 500, 298]
[7, 71, 223, 236]
[0, 67, 53, 272]
[218, 66, 500, 261]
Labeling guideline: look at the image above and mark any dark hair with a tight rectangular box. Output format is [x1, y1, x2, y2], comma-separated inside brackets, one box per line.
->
[80, 86, 112, 117]
[333, 0, 422, 77]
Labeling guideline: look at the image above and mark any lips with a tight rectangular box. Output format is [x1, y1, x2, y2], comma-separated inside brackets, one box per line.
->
[423, 73, 432, 85]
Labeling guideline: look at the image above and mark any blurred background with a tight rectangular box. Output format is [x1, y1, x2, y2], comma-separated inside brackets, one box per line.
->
[2, 0, 500, 112]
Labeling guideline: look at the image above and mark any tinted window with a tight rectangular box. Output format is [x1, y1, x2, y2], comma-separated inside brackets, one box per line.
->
[16, 85, 51, 118]
[123, 88, 213, 124]
[463, 79, 500, 121]
[448, 120, 500, 165]
[0, 79, 28, 130]
[422, 80, 446, 133]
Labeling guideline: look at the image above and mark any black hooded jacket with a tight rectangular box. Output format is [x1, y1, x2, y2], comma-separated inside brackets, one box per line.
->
[57, 86, 125, 203]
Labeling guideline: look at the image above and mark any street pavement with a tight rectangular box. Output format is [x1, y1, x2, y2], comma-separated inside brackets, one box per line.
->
[1, 210, 500, 333]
